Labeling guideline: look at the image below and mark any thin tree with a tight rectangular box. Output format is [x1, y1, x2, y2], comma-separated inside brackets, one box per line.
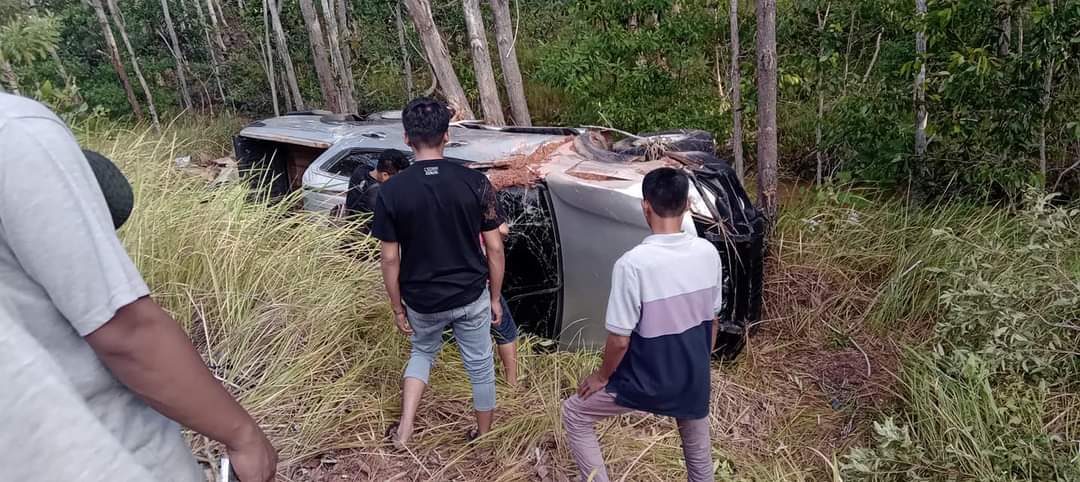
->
[204, 0, 226, 51]
[755, 0, 779, 221]
[489, 0, 531, 125]
[106, 0, 160, 128]
[268, 0, 304, 110]
[815, 4, 830, 186]
[402, 0, 475, 119]
[334, 0, 352, 71]
[998, 0, 1012, 57]
[87, 0, 143, 121]
[320, 0, 356, 112]
[261, 0, 279, 116]
[394, 0, 414, 97]
[159, 0, 193, 110]
[915, 0, 928, 164]
[1039, 0, 1055, 183]
[729, 0, 744, 182]
[193, 0, 227, 105]
[299, 0, 341, 111]
[462, 0, 505, 125]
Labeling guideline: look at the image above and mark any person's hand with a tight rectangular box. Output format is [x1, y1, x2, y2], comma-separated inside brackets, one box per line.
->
[491, 297, 503, 327]
[577, 372, 608, 399]
[226, 423, 277, 482]
[394, 309, 413, 335]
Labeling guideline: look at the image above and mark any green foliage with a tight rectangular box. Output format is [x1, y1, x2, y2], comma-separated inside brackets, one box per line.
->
[533, 0, 728, 133]
[843, 192, 1080, 481]
[0, 13, 59, 65]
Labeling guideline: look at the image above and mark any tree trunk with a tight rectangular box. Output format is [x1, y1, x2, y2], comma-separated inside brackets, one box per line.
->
[915, 0, 928, 163]
[755, 0, 779, 221]
[998, 0, 1012, 57]
[815, 5, 829, 186]
[402, 0, 475, 119]
[334, 0, 353, 72]
[193, 0, 227, 105]
[462, 0, 505, 125]
[395, 0, 415, 97]
[299, 0, 341, 111]
[489, 0, 531, 126]
[841, 9, 856, 95]
[1018, 14, 1024, 56]
[0, 55, 20, 95]
[1039, 0, 1055, 183]
[320, 0, 357, 113]
[268, 0, 304, 110]
[205, 0, 227, 51]
[88, 0, 144, 122]
[160, 0, 193, 110]
[729, 0, 744, 182]
[279, 62, 293, 110]
[107, 0, 160, 128]
[262, 0, 279, 116]
[862, 29, 883, 82]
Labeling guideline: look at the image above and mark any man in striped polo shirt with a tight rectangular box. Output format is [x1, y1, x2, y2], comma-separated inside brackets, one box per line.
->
[562, 167, 722, 482]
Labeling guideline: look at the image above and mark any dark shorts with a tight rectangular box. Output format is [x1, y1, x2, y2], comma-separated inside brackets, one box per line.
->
[492, 297, 518, 345]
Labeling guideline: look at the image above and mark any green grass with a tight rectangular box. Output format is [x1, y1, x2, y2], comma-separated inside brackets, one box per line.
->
[75, 116, 1079, 481]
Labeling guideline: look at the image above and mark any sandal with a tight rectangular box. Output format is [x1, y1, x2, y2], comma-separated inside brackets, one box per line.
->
[465, 427, 480, 443]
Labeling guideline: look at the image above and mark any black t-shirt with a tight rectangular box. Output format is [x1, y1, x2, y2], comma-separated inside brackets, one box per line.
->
[344, 164, 380, 216]
[372, 159, 503, 313]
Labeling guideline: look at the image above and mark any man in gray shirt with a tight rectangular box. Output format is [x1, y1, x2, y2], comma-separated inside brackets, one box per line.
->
[0, 93, 277, 481]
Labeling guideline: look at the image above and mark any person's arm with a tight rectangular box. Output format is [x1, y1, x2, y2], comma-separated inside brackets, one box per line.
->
[481, 229, 505, 326]
[711, 317, 721, 353]
[0, 116, 275, 481]
[380, 241, 412, 335]
[711, 250, 725, 354]
[578, 259, 641, 398]
[479, 179, 506, 326]
[371, 192, 410, 335]
[85, 298, 276, 481]
[578, 334, 630, 398]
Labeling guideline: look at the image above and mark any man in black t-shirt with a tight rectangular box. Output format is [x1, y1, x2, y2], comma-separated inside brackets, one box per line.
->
[343, 149, 410, 219]
[372, 97, 505, 448]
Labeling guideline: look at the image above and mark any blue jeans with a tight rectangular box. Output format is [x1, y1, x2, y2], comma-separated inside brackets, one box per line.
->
[404, 290, 496, 412]
[492, 297, 518, 345]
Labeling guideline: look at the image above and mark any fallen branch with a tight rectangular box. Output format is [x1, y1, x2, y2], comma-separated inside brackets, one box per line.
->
[861, 29, 883, 83]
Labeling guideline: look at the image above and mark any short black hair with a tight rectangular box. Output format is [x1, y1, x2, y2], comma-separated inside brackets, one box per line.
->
[642, 167, 690, 218]
[82, 149, 134, 229]
[402, 97, 450, 148]
[376, 149, 411, 175]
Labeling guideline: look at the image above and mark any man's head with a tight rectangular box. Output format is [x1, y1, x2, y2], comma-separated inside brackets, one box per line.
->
[402, 97, 451, 156]
[373, 149, 411, 183]
[82, 149, 134, 230]
[641, 167, 690, 229]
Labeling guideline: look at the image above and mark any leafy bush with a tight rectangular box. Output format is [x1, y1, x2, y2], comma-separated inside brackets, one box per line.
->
[843, 192, 1080, 481]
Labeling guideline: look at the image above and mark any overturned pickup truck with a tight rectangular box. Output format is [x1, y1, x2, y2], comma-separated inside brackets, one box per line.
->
[234, 111, 764, 358]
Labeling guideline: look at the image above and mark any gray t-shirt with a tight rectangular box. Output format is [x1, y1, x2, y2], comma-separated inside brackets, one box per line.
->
[0, 93, 204, 482]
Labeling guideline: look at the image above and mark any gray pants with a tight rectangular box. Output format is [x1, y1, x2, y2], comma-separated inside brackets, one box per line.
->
[562, 391, 713, 482]
[404, 290, 496, 411]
